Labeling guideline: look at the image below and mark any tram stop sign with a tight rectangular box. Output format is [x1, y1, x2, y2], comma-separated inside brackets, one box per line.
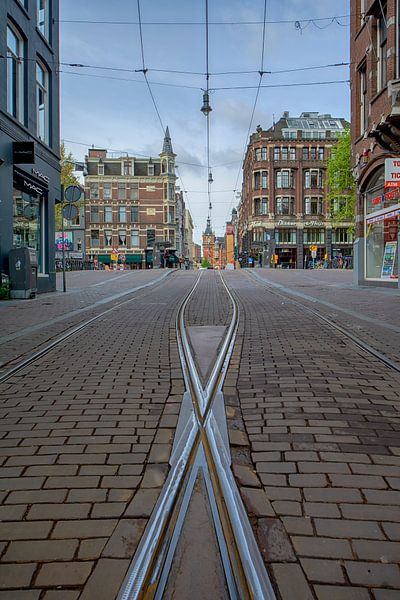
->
[64, 185, 83, 202]
[311, 250, 317, 258]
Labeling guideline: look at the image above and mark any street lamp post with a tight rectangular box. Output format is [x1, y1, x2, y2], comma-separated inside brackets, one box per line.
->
[60, 184, 66, 293]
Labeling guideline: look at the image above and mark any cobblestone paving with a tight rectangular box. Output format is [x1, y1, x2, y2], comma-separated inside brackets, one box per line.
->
[185, 270, 232, 327]
[0, 272, 195, 598]
[250, 269, 400, 367]
[0, 270, 171, 372]
[223, 271, 400, 600]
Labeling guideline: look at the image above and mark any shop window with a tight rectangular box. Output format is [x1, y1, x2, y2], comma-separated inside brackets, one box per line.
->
[131, 229, 140, 247]
[13, 190, 44, 271]
[275, 229, 297, 244]
[147, 228, 155, 247]
[130, 183, 139, 201]
[36, 61, 49, 144]
[276, 196, 294, 215]
[7, 24, 24, 123]
[303, 228, 325, 244]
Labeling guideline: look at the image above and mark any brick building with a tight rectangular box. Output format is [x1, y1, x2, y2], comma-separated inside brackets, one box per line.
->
[202, 217, 216, 267]
[84, 128, 179, 268]
[351, 0, 400, 286]
[238, 112, 351, 269]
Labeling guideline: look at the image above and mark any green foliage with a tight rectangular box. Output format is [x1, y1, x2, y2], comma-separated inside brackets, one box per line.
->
[56, 143, 81, 230]
[326, 128, 356, 232]
[0, 280, 10, 300]
[201, 258, 211, 268]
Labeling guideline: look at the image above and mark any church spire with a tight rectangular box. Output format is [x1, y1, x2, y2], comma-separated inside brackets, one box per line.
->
[162, 126, 173, 154]
[204, 216, 212, 235]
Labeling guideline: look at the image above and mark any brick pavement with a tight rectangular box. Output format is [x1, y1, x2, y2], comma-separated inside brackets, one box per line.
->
[185, 270, 232, 327]
[223, 271, 400, 600]
[250, 268, 400, 367]
[0, 272, 195, 598]
[0, 270, 172, 373]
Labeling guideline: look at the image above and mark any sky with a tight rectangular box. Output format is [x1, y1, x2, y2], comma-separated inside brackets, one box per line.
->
[60, 0, 351, 244]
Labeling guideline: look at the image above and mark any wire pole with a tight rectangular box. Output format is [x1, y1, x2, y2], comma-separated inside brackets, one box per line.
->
[61, 184, 66, 293]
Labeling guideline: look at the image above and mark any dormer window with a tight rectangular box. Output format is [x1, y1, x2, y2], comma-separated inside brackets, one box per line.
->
[148, 163, 154, 176]
[123, 161, 131, 175]
[98, 163, 104, 176]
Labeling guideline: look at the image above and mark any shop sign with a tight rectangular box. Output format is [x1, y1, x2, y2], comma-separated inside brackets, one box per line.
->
[13, 167, 48, 198]
[371, 195, 384, 206]
[385, 189, 400, 201]
[13, 141, 35, 164]
[304, 220, 324, 227]
[367, 207, 400, 224]
[276, 220, 297, 226]
[31, 168, 49, 185]
[384, 158, 400, 187]
[381, 241, 398, 278]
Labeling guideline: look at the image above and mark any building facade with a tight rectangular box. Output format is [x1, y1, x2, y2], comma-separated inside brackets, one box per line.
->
[351, 0, 400, 286]
[184, 209, 194, 265]
[0, 0, 60, 292]
[238, 112, 352, 269]
[84, 129, 179, 269]
[202, 217, 216, 267]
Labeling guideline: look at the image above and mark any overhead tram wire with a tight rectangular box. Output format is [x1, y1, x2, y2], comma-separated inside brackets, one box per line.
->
[224, 0, 268, 223]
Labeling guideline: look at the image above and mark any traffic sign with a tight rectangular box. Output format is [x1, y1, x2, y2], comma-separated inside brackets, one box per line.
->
[110, 253, 118, 261]
[311, 250, 317, 258]
[62, 203, 78, 220]
[310, 245, 318, 251]
[64, 185, 83, 203]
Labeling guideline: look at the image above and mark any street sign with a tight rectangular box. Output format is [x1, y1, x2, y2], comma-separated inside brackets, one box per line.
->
[62, 203, 78, 220]
[111, 253, 118, 261]
[64, 185, 83, 202]
[384, 158, 400, 188]
[310, 245, 318, 251]
[311, 250, 317, 258]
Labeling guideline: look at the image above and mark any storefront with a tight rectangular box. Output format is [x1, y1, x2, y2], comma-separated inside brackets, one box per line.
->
[276, 247, 297, 268]
[364, 171, 399, 284]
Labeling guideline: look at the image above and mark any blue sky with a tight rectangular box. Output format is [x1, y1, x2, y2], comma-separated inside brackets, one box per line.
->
[60, 0, 350, 243]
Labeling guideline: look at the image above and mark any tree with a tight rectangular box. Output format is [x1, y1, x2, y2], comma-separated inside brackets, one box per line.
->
[326, 128, 356, 232]
[56, 143, 81, 229]
[201, 257, 211, 268]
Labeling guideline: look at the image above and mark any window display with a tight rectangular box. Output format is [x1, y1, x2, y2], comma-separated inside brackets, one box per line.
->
[13, 189, 42, 271]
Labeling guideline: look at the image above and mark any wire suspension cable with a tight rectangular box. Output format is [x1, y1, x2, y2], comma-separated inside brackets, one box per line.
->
[205, 0, 212, 221]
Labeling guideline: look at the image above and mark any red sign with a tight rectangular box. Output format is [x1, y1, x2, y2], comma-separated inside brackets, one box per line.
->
[385, 189, 400, 200]
[371, 195, 383, 205]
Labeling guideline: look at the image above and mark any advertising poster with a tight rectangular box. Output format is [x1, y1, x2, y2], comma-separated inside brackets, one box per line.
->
[381, 241, 397, 278]
[55, 232, 73, 251]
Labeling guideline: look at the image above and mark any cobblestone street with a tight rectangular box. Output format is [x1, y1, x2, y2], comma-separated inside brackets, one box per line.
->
[0, 269, 399, 599]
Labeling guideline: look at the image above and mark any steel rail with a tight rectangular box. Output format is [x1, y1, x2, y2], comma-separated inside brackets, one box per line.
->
[247, 270, 400, 374]
[118, 271, 276, 600]
[0, 270, 174, 385]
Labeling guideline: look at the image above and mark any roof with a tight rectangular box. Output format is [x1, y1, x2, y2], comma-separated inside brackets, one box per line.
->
[162, 126, 174, 154]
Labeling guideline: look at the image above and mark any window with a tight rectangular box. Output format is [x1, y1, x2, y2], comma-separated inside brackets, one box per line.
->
[252, 228, 266, 242]
[147, 228, 156, 247]
[261, 147, 267, 160]
[360, 0, 366, 24]
[275, 229, 297, 244]
[89, 183, 99, 199]
[332, 228, 353, 244]
[276, 196, 294, 215]
[130, 183, 139, 201]
[118, 230, 127, 247]
[169, 183, 175, 200]
[261, 171, 268, 189]
[281, 147, 288, 160]
[310, 147, 317, 160]
[254, 172, 261, 190]
[91, 230, 99, 247]
[117, 183, 126, 200]
[98, 163, 104, 176]
[304, 196, 323, 215]
[104, 230, 112, 247]
[123, 161, 131, 175]
[168, 229, 175, 245]
[274, 147, 280, 160]
[103, 183, 111, 199]
[148, 163, 154, 176]
[359, 63, 367, 134]
[90, 206, 99, 223]
[168, 160, 174, 174]
[37, 0, 49, 40]
[131, 206, 139, 222]
[318, 147, 324, 160]
[131, 229, 140, 247]
[118, 206, 126, 223]
[104, 206, 113, 223]
[377, 3, 388, 91]
[36, 61, 49, 143]
[255, 148, 262, 161]
[254, 197, 268, 215]
[276, 170, 293, 188]
[303, 228, 325, 244]
[289, 147, 296, 160]
[7, 25, 24, 122]
[302, 147, 309, 160]
[304, 169, 322, 188]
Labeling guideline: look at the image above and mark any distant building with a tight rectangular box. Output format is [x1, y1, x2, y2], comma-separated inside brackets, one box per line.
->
[184, 209, 194, 264]
[193, 243, 202, 265]
[0, 0, 60, 292]
[202, 217, 216, 267]
[215, 237, 226, 269]
[351, 0, 399, 286]
[84, 128, 179, 268]
[239, 112, 351, 269]
[225, 222, 235, 268]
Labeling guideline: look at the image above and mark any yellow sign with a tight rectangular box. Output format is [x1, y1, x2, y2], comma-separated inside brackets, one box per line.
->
[111, 253, 118, 261]
[310, 245, 318, 252]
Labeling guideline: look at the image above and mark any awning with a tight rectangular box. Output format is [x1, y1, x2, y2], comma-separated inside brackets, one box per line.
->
[98, 254, 111, 263]
[125, 254, 143, 264]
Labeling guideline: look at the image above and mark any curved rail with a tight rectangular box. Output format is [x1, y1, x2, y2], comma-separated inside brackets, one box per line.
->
[247, 270, 400, 374]
[118, 271, 276, 600]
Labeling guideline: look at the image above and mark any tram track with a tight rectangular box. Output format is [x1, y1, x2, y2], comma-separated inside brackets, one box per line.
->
[246, 270, 400, 374]
[118, 271, 275, 600]
[0, 270, 174, 384]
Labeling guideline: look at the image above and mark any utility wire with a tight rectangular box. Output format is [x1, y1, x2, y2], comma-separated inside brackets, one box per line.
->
[59, 70, 201, 90]
[205, 0, 212, 221]
[212, 79, 350, 91]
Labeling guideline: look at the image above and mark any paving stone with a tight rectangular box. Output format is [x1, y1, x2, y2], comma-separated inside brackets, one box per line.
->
[42, 592, 80, 600]
[373, 590, 400, 599]
[125, 489, 159, 517]
[256, 517, 296, 562]
[292, 536, 353, 559]
[272, 500, 302, 516]
[51, 519, 117, 539]
[27, 503, 90, 520]
[141, 464, 168, 488]
[352, 540, 400, 561]
[3, 540, 78, 562]
[233, 464, 261, 487]
[78, 558, 130, 600]
[304, 502, 340, 518]
[345, 562, 400, 588]
[0, 521, 52, 540]
[382, 523, 400, 540]
[102, 519, 147, 558]
[77, 538, 108, 560]
[228, 429, 249, 446]
[282, 516, 313, 535]
[0, 592, 40, 600]
[300, 558, 345, 583]
[315, 518, 384, 539]
[240, 487, 275, 517]
[271, 563, 314, 600]
[35, 561, 94, 587]
[0, 563, 36, 588]
[314, 585, 371, 600]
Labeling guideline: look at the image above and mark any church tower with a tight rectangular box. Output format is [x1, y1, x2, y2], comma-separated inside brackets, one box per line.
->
[202, 217, 215, 267]
[159, 127, 177, 248]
